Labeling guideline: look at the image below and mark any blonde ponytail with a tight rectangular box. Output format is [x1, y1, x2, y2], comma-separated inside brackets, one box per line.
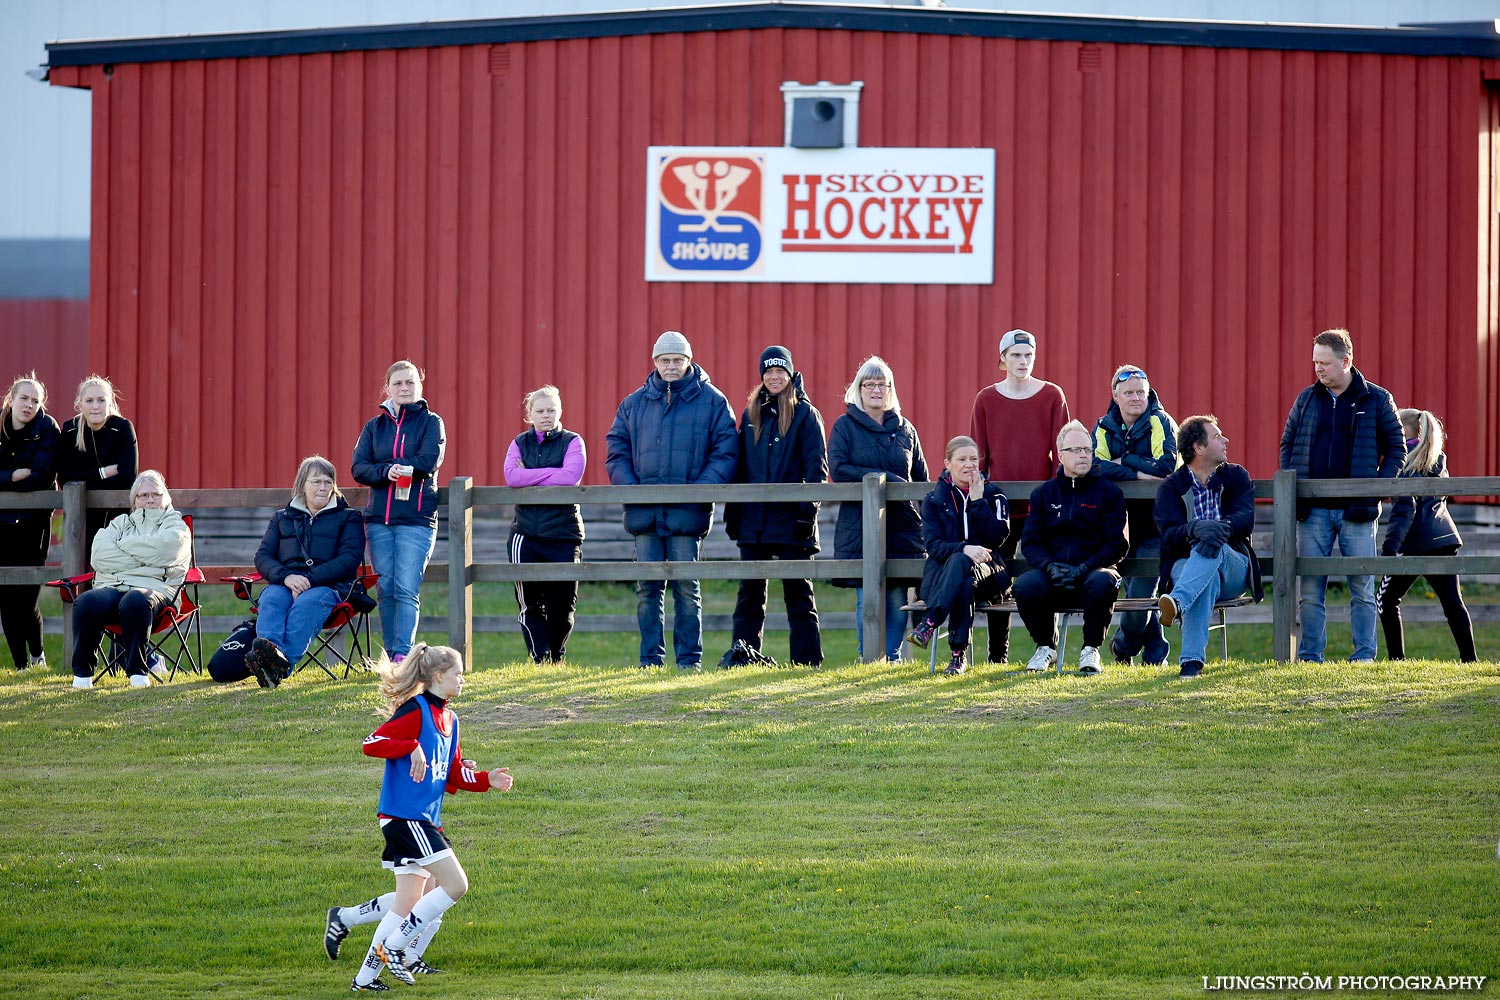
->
[374, 643, 463, 716]
[1398, 408, 1444, 475]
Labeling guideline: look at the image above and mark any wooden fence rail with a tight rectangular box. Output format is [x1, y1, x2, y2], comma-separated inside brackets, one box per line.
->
[6, 472, 1500, 664]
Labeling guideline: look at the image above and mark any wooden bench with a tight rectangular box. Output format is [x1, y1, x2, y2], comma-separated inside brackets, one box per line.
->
[900, 596, 1255, 674]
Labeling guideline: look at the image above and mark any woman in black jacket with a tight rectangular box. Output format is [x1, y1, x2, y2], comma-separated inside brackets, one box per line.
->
[244, 455, 367, 686]
[722, 346, 828, 667]
[1377, 409, 1476, 662]
[907, 436, 1010, 675]
[58, 375, 139, 549]
[0, 374, 60, 671]
[829, 356, 928, 661]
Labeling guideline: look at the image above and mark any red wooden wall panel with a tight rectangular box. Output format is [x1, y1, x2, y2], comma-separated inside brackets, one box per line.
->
[0, 300, 89, 420]
[52, 31, 1500, 488]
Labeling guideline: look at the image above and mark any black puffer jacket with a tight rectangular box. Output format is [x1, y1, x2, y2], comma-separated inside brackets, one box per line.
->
[1279, 367, 1404, 522]
[829, 404, 928, 585]
[724, 375, 827, 552]
[0, 406, 61, 529]
[1021, 462, 1128, 573]
[1382, 454, 1462, 556]
[254, 495, 367, 594]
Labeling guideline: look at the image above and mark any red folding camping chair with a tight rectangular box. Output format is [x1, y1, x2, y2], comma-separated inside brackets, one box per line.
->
[46, 513, 204, 681]
[219, 567, 379, 679]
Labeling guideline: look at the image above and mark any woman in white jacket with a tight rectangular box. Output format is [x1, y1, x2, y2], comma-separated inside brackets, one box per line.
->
[69, 470, 191, 689]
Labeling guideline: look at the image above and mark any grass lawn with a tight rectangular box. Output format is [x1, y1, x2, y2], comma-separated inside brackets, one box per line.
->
[4, 609, 1498, 999]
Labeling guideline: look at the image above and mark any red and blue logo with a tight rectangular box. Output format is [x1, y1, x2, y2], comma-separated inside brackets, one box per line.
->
[656, 155, 763, 272]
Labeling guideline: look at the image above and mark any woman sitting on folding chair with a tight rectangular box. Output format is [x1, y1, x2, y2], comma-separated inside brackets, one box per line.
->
[69, 470, 190, 689]
[244, 455, 367, 687]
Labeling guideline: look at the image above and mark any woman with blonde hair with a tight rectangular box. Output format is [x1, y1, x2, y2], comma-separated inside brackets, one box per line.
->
[58, 374, 138, 547]
[68, 470, 190, 688]
[1377, 409, 1477, 662]
[243, 455, 367, 687]
[0, 373, 60, 671]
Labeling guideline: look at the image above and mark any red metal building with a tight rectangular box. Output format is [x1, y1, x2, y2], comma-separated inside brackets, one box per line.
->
[43, 3, 1500, 487]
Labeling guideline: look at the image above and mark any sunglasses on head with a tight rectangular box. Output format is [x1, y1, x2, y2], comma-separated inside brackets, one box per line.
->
[1114, 368, 1147, 384]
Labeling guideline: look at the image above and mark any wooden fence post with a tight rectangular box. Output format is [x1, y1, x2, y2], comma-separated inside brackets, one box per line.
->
[448, 477, 473, 665]
[1271, 468, 1298, 663]
[60, 482, 87, 656]
[860, 472, 888, 663]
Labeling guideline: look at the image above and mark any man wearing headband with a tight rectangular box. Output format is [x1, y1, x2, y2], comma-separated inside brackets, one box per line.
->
[1092, 365, 1179, 666]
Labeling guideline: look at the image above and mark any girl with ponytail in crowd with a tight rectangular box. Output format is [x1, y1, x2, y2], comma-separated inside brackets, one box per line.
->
[1377, 409, 1477, 662]
[58, 375, 138, 549]
[0, 373, 60, 671]
[347, 644, 513, 992]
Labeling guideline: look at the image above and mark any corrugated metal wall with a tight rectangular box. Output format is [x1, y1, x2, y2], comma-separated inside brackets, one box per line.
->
[50, 29, 1500, 486]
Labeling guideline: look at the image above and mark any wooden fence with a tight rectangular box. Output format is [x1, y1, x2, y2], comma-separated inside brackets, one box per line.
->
[4, 471, 1499, 664]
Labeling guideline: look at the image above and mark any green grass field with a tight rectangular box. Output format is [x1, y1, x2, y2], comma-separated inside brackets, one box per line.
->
[5, 598, 1498, 999]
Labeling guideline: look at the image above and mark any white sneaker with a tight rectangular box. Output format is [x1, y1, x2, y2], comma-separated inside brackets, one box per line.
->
[72, 675, 94, 689]
[1026, 646, 1056, 672]
[25, 653, 46, 671]
[1079, 646, 1102, 675]
[146, 654, 167, 680]
[129, 674, 151, 688]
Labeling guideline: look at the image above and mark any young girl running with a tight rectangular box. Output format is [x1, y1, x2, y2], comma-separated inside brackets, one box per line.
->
[350, 644, 513, 992]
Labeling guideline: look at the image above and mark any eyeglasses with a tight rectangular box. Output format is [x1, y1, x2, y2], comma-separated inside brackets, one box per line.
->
[860, 381, 890, 391]
[136, 492, 165, 500]
[1114, 368, 1147, 384]
[1058, 447, 1093, 455]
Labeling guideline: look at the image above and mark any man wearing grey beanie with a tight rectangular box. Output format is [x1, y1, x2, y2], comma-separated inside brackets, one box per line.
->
[605, 331, 738, 669]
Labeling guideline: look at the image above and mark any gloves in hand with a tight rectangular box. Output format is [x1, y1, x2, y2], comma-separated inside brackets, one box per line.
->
[1190, 519, 1233, 546]
[1046, 562, 1073, 586]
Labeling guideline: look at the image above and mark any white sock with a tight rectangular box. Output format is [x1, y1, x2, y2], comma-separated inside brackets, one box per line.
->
[340, 892, 396, 928]
[354, 910, 404, 986]
[386, 887, 457, 950]
[409, 914, 442, 961]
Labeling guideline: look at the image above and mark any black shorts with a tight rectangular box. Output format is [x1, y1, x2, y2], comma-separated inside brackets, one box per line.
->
[380, 818, 454, 874]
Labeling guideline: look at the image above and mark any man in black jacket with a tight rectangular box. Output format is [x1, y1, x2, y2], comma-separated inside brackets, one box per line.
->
[1279, 328, 1403, 662]
[1154, 416, 1262, 677]
[1014, 421, 1128, 674]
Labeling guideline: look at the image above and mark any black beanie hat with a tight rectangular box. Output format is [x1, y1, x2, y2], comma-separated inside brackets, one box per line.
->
[760, 345, 794, 378]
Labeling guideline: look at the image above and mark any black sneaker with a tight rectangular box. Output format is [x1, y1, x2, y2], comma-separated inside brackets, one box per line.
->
[324, 907, 349, 960]
[1178, 659, 1205, 678]
[907, 619, 938, 649]
[247, 638, 281, 688]
[351, 978, 391, 992]
[1109, 637, 1134, 666]
[943, 649, 967, 675]
[408, 958, 443, 975]
[375, 943, 414, 985]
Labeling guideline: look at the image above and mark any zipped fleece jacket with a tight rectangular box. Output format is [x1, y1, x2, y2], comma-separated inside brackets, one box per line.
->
[920, 471, 1010, 562]
[605, 364, 738, 538]
[1278, 367, 1404, 522]
[1152, 462, 1263, 600]
[723, 374, 828, 552]
[352, 399, 446, 529]
[1020, 463, 1129, 574]
[254, 495, 367, 594]
[90, 504, 191, 597]
[1092, 390, 1180, 546]
[1382, 454, 1462, 556]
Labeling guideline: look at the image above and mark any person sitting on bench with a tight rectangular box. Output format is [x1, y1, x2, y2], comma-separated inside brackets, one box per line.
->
[906, 436, 1011, 676]
[1153, 415, 1262, 677]
[1013, 421, 1128, 675]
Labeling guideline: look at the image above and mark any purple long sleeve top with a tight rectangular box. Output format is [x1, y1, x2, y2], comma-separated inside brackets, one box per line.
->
[504, 431, 586, 486]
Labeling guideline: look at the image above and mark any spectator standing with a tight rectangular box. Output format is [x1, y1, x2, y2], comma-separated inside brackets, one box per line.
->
[0, 374, 60, 672]
[1279, 329, 1404, 662]
[504, 385, 586, 664]
[605, 332, 737, 670]
[1092, 364, 1178, 665]
[353, 360, 447, 662]
[969, 329, 1070, 663]
[58, 375, 138, 549]
[1376, 409, 1476, 662]
[722, 346, 828, 667]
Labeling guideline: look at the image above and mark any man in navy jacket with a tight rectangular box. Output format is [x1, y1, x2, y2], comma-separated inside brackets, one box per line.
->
[1014, 421, 1129, 675]
[1154, 416, 1262, 677]
[605, 331, 738, 670]
[1279, 329, 1403, 662]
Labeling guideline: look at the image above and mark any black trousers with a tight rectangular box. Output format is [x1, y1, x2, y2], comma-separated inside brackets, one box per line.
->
[1013, 567, 1121, 650]
[1377, 556, 1476, 662]
[982, 514, 1025, 663]
[918, 555, 1011, 651]
[510, 534, 581, 663]
[70, 586, 171, 677]
[731, 542, 822, 665]
[0, 519, 50, 669]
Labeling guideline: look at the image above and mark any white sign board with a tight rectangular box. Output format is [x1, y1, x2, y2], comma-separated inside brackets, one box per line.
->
[646, 146, 996, 284]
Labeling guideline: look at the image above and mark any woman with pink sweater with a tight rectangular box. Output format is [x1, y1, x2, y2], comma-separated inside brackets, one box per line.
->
[503, 386, 586, 662]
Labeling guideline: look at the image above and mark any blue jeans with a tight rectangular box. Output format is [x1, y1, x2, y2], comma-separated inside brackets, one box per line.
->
[255, 584, 341, 661]
[366, 522, 437, 658]
[1169, 546, 1250, 665]
[1114, 535, 1169, 663]
[855, 584, 910, 660]
[1296, 508, 1378, 661]
[635, 534, 703, 667]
